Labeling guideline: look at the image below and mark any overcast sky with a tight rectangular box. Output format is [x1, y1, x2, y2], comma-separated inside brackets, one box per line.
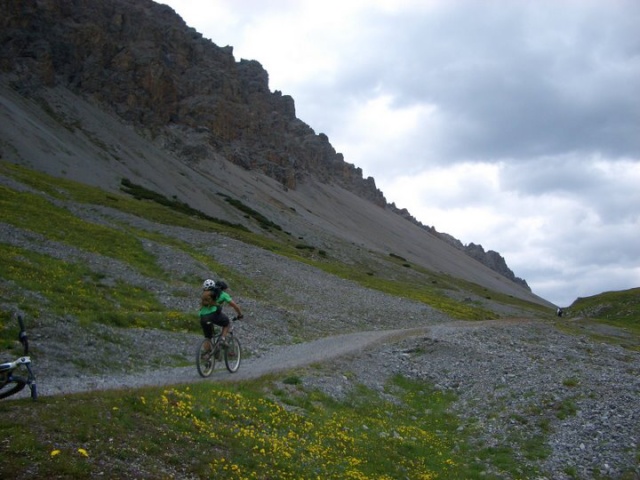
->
[161, 0, 640, 307]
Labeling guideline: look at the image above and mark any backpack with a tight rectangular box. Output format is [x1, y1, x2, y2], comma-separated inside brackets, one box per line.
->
[201, 287, 222, 307]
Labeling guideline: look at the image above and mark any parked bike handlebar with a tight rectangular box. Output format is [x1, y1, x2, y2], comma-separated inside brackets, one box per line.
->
[18, 315, 29, 355]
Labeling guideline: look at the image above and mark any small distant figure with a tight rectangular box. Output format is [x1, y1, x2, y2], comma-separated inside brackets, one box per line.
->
[556, 308, 564, 317]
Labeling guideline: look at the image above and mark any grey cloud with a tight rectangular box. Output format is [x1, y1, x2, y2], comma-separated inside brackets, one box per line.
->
[337, 1, 640, 164]
[500, 157, 640, 222]
[500, 158, 604, 195]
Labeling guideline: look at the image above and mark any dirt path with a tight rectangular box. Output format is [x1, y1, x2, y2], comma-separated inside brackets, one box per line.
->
[36, 327, 429, 396]
[36, 319, 543, 397]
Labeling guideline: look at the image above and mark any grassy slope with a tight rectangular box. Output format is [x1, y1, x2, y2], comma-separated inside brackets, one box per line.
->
[567, 288, 640, 332]
[0, 162, 550, 325]
[554, 289, 640, 351]
[5, 162, 630, 479]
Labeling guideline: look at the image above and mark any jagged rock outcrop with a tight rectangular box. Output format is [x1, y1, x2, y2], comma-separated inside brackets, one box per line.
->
[0, 0, 527, 286]
[388, 203, 531, 291]
[437, 233, 530, 290]
[0, 0, 386, 205]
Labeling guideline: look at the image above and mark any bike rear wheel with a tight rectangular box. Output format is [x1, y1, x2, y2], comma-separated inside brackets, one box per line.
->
[224, 336, 241, 373]
[195, 338, 217, 377]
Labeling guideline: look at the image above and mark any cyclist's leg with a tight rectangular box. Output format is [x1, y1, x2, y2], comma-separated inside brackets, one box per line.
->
[200, 315, 215, 350]
[212, 313, 231, 344]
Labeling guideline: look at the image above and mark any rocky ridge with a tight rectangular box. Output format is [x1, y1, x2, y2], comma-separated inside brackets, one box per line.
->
[0, 0, 384, 201]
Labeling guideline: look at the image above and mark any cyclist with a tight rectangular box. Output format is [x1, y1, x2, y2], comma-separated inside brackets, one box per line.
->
[199, 279, 243, 347]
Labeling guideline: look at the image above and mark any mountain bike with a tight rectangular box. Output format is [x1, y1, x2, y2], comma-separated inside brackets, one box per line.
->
[0, 315, 37, 400]
[196, 316, 242, 377]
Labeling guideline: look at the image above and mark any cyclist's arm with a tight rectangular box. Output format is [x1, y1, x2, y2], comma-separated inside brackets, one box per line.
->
[228, 300, 243, 318]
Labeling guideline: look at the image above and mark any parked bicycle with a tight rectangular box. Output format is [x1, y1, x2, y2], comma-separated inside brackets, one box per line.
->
[196, 316, 242, 377]
[0, 315, 37, 400]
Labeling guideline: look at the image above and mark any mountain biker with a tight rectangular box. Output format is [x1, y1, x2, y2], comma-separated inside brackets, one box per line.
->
[199, 279, 243, 346]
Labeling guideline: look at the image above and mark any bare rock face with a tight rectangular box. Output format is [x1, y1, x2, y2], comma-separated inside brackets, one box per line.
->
[0, 0, 386, 205]
[464, 243, 530, 290]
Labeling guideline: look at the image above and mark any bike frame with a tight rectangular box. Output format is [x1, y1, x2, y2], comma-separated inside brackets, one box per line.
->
[0, 356, 33, 372]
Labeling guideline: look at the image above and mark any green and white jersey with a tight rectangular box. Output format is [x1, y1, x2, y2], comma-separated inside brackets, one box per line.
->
[199, 291, 232, 316]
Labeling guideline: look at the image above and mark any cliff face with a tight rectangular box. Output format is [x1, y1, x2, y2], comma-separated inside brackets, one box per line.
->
[0, 0, 385, 203]
[0, 0, 528, 290]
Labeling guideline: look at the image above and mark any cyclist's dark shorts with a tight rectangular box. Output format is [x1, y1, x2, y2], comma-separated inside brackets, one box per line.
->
[200, 312, 230, 338]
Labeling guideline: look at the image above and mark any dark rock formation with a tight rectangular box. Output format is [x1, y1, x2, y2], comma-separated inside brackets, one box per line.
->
[436, 233, 530, 290]
[0, 0, 386, 204]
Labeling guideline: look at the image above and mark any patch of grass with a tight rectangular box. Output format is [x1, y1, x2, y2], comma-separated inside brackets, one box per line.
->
[0, 186, 164, 279]
[564, 465, 579, 478]
[521, 434, 552, 461]
[537, 417, 552, 434]
[0, 374, 535, 479]
[0, 162, 245, 236]
[477, 444, 516, 473]
[120, 178, 249, 231]
[282, 375, 302, 385]
[555, 398, 578, 420]
[218, 192, 283, 231]
[562, 377, 580, 388]
[0, 244, 194, 331]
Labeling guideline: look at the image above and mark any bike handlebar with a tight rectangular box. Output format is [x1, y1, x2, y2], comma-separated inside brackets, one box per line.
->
[17, 315, 29, 355]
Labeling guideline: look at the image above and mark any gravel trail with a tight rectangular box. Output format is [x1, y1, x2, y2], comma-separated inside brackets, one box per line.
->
[39, 327, 429, 396]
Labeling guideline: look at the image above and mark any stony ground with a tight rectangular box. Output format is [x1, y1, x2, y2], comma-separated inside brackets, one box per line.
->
[2, 199, 639, 479]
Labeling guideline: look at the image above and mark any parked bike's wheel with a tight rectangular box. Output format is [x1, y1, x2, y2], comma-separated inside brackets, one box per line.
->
[224, 336, 241, 373]
[0, 376, 27, 399]
[196, 339, 216, 377]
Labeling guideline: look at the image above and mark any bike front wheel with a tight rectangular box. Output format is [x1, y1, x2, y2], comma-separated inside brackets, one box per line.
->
[195, 338, 217, 377]
[0, 376, 27, 399]
[224, 336, 241, 373]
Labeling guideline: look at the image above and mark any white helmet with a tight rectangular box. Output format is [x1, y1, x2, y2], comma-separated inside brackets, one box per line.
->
[202, 279, 216, 290]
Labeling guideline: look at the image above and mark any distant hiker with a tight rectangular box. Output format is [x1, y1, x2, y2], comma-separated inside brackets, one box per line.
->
[556, 308, 563, 317]
[199, 279, 243, 345]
